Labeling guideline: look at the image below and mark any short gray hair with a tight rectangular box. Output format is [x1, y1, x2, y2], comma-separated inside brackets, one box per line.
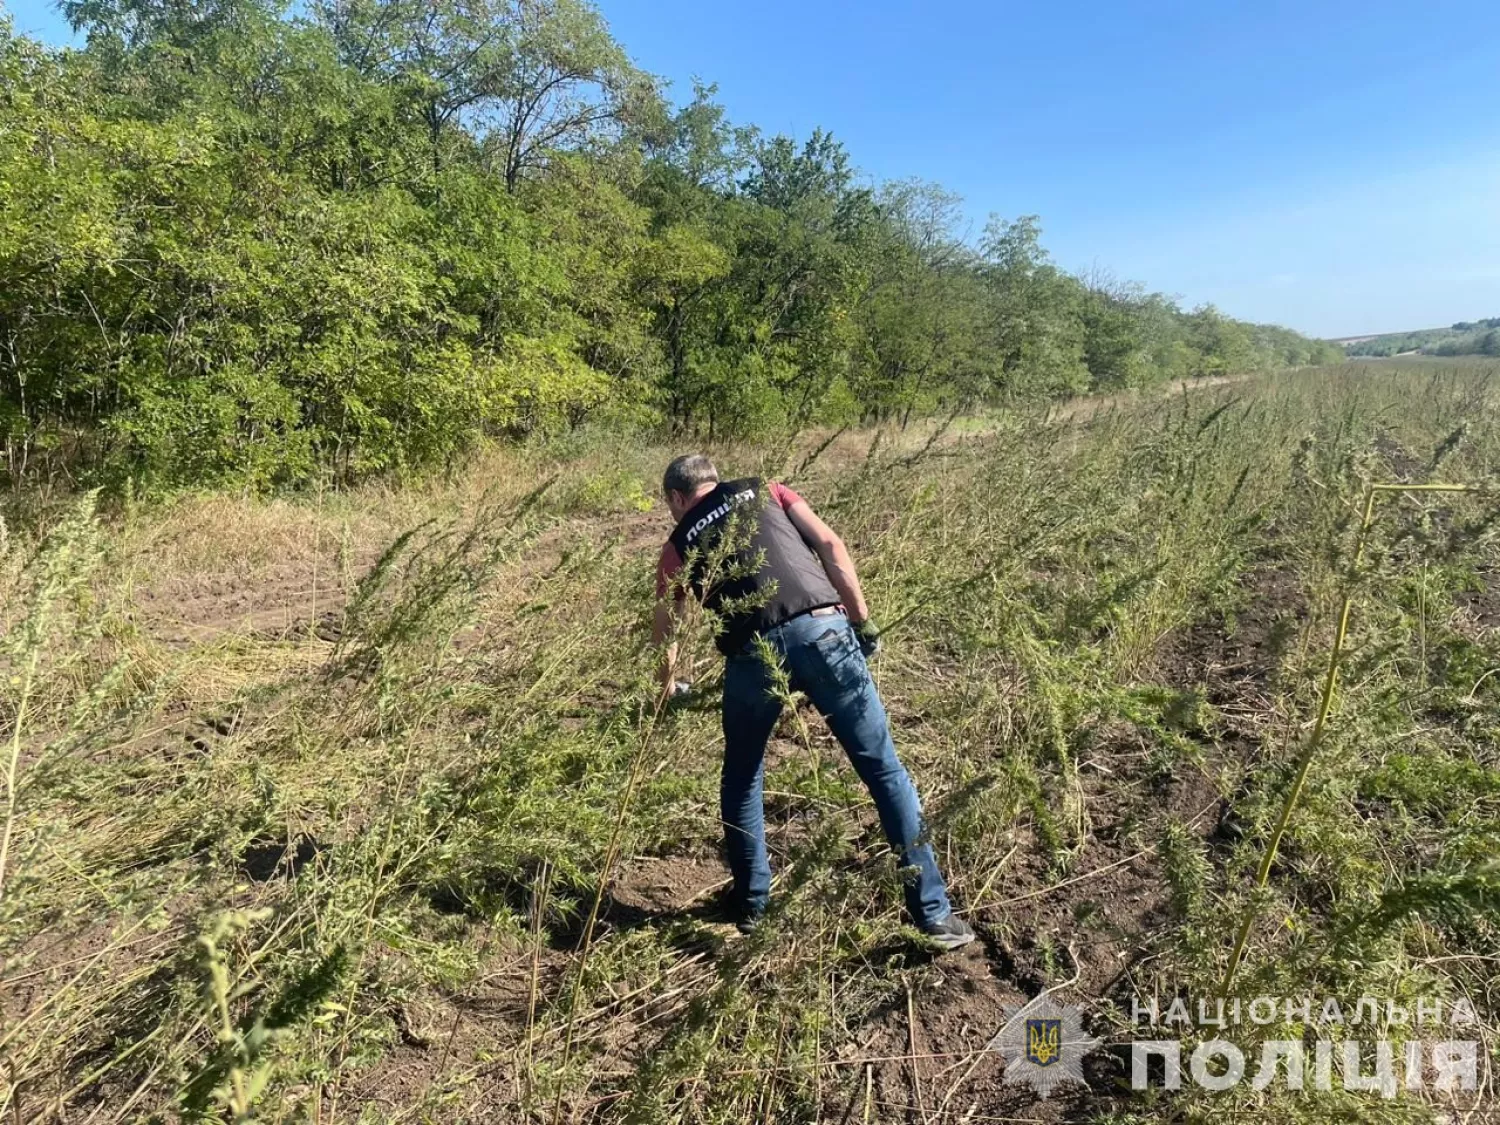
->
[662, 453, 719, 495]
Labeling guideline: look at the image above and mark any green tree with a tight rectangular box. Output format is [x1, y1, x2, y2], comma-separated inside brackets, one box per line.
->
[852, 181, 993, 422]
[0, 7, 1344, 493]
[1077, 269, 1150, 390]
[318, 0, 657, 186]
[1184, 304, 1254, 377]
[980, 215, 1088, 397]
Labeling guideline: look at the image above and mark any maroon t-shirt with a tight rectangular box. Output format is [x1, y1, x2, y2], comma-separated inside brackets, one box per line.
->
[657, 480, 805, 599]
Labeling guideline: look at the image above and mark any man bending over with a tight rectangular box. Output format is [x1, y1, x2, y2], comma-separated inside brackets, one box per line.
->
[652, 453, 973, 951]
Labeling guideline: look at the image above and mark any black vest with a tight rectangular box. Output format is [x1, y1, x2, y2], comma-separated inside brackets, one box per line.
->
[667, 477, 841, 655]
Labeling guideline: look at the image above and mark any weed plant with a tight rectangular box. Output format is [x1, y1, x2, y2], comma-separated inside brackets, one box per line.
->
[2, 365, 1498, 1122]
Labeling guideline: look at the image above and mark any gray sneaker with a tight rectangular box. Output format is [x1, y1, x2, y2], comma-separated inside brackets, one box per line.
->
[922, 914, 976, 951]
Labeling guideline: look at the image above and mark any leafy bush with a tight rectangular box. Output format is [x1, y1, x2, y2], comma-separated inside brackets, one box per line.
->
[0, 9, 1339, 495]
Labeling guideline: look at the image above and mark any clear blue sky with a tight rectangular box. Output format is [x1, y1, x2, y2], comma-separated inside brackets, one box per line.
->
[7, 0, 1498, 337]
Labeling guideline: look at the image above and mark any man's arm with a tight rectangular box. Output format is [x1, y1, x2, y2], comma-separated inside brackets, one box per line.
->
[785, 500, 871, 624]
[652, 599, 680, 696]
[652, 542, 687, 697]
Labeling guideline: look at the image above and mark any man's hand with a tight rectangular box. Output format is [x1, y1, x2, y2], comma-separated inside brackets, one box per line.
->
[669, 680, 694, 702]
[853, 618, 881, 660]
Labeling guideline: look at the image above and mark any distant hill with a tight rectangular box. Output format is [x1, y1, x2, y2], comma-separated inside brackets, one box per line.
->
[1342, 319, 1500, 357]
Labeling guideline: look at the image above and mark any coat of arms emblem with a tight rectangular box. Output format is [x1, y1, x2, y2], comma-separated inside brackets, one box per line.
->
[1025, 1018, 1063, 1067]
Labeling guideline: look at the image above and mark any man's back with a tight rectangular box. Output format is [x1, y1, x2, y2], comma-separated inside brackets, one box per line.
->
[658, 477, 839, 655]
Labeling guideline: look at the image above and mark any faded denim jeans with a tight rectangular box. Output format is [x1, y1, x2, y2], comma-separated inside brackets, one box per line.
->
[719, 611, 952, 927]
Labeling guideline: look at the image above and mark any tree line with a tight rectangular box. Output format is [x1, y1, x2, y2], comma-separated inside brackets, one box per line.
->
[1344, 319, 1500, 359]
[0, 0, 1343, 492]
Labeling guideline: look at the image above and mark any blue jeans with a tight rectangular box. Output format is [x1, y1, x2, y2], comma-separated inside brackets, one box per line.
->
[720, 611, 952, 927]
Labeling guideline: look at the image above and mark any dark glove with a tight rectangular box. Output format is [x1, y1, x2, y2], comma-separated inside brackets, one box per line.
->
[667, 680, 694, 705]
[853, 618, 882, 660]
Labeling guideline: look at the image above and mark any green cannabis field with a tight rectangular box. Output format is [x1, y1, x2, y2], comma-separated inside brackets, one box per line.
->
[3, 363, 1499, 1122]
